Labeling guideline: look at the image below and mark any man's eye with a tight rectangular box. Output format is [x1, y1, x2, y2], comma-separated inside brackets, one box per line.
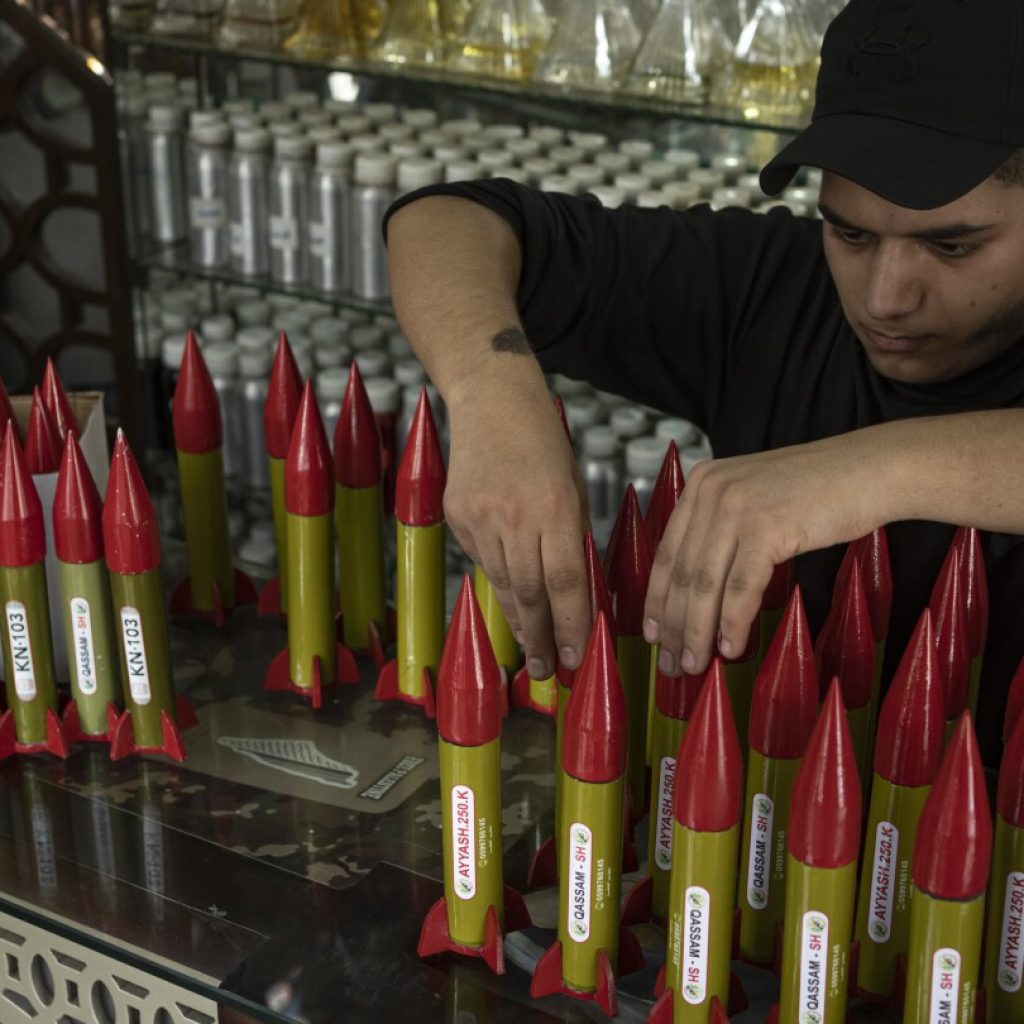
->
[929, 240, 978, 258]
[829, 225, 869, 245]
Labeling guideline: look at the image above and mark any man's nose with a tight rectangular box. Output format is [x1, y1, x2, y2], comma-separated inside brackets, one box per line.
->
[863, 243, 925, 323]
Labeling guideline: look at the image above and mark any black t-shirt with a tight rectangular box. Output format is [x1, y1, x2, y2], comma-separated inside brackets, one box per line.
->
[385, 178, 1024, 765]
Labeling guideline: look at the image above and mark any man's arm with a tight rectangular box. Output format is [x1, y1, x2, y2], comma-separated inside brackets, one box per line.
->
[387, 194, 591, 678]
[644, 409, 1024, 676]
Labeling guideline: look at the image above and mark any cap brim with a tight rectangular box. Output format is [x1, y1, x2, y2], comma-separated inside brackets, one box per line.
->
[760, 112, 1016, 210]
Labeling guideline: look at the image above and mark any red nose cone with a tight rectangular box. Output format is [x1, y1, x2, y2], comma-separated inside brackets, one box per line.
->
[748, 585, 819, 759]
[604, 485, 652, 637]
[673, 661, 742, 832]
[333, 362, 382, 489]
[25, 388, 61, 474]
[1004, 654, 1024, 746]
[644, 440, 684, 549]
[172, 331, 222, 454]
[552, 395, 574, 451]
[762, 559, 795, 611]
[912, 713, 992, 901]
[285, 381, 333, 517]
[562, 612, 627, 783]
[999, 711, 1024, 829]
[42, 358, 78, 441]
[930, 548, 971, 720]
[436, 575, 503, 747]
[102, 430, 161, 574]
[836, 530, 892, 641]
[874, 609, 945, 787]
[655, 664, 705, 720]
[0, 374, 14, 438]
[395, 389, 445, 526]
[0, 422, 45, 567]
[787, 679, 862, 868]
[815, 559, 874, 709]
[53, 433, 104, 564]
[584, 530, 614, 633]
[954, 527, 988, 658]
[264, 332, 302, 460]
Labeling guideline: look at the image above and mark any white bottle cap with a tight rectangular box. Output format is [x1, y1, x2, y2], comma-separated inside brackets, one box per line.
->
[397, 157, 443, 191]
[316, 366, 348, 401]
[274, 310, 311, 334]
[582, 425, 618, 458]
[710, 153, 747, 183]
[144, 71, 177, 91]
[364, 376, 401, 413]
[364, 102, 398, 124]
[161, 335, 186, 369]
[354, 152, 396, 186]
[235, 301, 272, 328]
[483, 123, 525, 143]
[285, 90, 320, 111]
[662, 180, 702, 209]
[418, 128, 448, 150]
[539, 174, 578, 194]
[234, 128, 271, 152]
[268, 121, 303, 139]
[711, 186, 752, 209]
[589, 185, 625, 207]
[440, 117, 482, 138]
[236, 325, 276, 351]
[268, 293, 301, 311]
[461, 135, 490, 155]
[527, 125, 565, 147]
[299, 300, 334, 320]
[402, 107, 438, 129]
[189, 109, 225, 130]
[316, 141, 354, 169]
[738, 172, 764, 194]
[307, 126, 344, 145]
[375, 312, 398, 331]
[239, 347, 273, 377]
[160, 310, 191, 333]
[655, 417, 700, 448]
[390, 140, 425, 159]
[433, 143, 466, 163]
[200, 314, 235, 343]
[314, 340, 352, 370]
[549, 373, 589, 397]
[222, 98, 255, 116]
[805, 168, 823, 188]
[784, 185, 819, 206]
[274, 135, 313, 160]
[355, 351, 390, 379]
[478, 148, 515, 171]
[349, 324, 385, 350]
[567, 130, 607, 153]
[300, 109, 332, 128]
[505, 137, 541, 161]
[522, 156, 557, 183]
[324, 97, 360, 117]
[640, 159, 677, 185]
[614, 172, 652, 200]
[567, 164, 605, 189]
[338, 308, 370, 326]
[610, 405, 648, 438]
[444, 159, 479, 183]
[394, 359, 426, 386]
[379, 122, 414, 143]
[689, 168, 726, 196]
[564, 396, 602, 430]
[637, 190, 668, 208]
[337, 114, 372, 136]
[594, 151, 631, 176]
[349, 133, 386, 154]
[495, 167, 531, 185]
[663, 148, 700, 173]
[290, 332, 313, 359]
[259, 100, 293, 123]
[204, 342, 240, 375]
[626, 435, 669, 477]
[548, 144, 586, 170]
[310, 317, 348, 345]
[619, 138, 654, 164]
[147, 104, 183, 131]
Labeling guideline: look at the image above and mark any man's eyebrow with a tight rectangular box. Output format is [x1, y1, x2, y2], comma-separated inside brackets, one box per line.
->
[818, 204, 996, 240]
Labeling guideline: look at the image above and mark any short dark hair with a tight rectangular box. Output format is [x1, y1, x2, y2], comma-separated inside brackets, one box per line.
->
[992, 149, 1024, 186]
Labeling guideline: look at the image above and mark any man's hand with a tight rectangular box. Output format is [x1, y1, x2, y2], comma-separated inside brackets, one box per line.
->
[444, 370, 592, 680]
[642, 432, 888, 676]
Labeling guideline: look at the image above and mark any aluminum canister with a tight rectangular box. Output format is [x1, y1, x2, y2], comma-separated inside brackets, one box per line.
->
[625, 435, 667, 515]
[204, 342, 243, 481]
[580, 425, 623, 549]
[315, 367, 347, 444]
[228, 127, 272, 277]
[239, 347, 272, 494]
[187, 119, 231, 267]
[146, 104, 187, 244]
[270, 135, 313, 287]
[309, 142, 353, 295]
[350, 153, 396, 301]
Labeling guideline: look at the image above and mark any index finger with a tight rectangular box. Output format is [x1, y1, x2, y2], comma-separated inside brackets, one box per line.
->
[541, 525, 591, 671]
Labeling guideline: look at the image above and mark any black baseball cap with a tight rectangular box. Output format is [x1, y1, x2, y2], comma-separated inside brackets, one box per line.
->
[760, 0, 1024, 209]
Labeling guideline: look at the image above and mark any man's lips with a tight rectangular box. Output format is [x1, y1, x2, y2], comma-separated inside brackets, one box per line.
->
[863, 327, 933, 353]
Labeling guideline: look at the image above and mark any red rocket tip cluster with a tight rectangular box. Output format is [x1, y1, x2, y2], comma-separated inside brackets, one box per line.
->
[264, 332, 303, 460]
[815, 558, 874, 708]
[954, 526, 988, 658]
[53, 433, 104, 565]
[395, 389, 446, 527]
[285, 381, 333, 518]
[644, 440, 683, 550]
[562, 612, 627, 783]
[584, 530, 615, 633]
[836, 529, 892, 641]
[0, 421, 45, 567]
[25, 387, 61, 474]
[604, 485, 652, 637]
[748, 586, 819, 759]
[0, 374, 14, 437]
[788, 679, 861, 868]
[172, 330, 223, 455]
[333, 361, 382, 489]
[436, 574, 503, 747]
[41, 358, 78, 441]
[761, 559, 795, 611]
[654, 663, 705, 721]
[929, 547, 971, 721]
[102, 430, 161, 575]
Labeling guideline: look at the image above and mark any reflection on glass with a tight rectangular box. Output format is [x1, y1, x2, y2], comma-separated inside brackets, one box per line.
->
[438, 0, 474, 53]
[219, 0, 303, 49]
[624, 0, 730, 103]
[284, 0, 360, 58]
[372, 0, 445, 66]
[534, 0, 641, 89]
[453, 0, 552, 80]
[712, 0, 819, 121]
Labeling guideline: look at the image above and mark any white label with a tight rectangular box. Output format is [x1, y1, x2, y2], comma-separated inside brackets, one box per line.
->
[269, 215, 298, 251]
[229, 221, 245, 255]
[70, 598, 98, 695]
[998, 872, 1024, 992]
[681, 886, 710, 1005]
[654, 755, 676, 871]
[450, 784, 476, 900]
[5, 601, 35, 700]
[929, 948, 961, 1022]
[120, 608, 151, 705]
[798, 910, 829, 1024]
[309, 221, 329, 257]
[567, 822, 592, 943]
[746, 792, 774, 910]
[189, 196, 225, 228]
[867, 820, 899, 943]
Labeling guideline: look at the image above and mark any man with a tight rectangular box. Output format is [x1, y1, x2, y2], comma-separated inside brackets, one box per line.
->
[384, 0, 1024, 762]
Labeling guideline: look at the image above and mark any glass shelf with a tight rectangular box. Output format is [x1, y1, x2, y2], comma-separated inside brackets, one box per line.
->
[110, 29, 810, 136]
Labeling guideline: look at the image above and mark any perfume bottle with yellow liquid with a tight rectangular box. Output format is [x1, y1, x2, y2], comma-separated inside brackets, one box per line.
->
[453, 0, 552, 80]
[373, 0, 445, 66]
[284, 0, 359, 58]
[534, 0, 641, 89]
[352, 0, 389, 52]
[712, 0, 819, 122]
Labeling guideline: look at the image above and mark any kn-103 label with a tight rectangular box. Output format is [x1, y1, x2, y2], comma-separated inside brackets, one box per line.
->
[120, 608, 151, 705]
[6, 600, 36, 700]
